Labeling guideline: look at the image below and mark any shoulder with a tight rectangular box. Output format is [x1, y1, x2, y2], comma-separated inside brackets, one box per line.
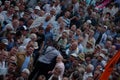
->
[17, 52, 26, 57]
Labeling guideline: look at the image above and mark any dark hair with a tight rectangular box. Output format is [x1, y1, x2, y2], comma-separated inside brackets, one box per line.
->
[72, 71, 80, 79]
[106, 12, 111, 16]
[19, 18, 25, 22]
[52, 40, 60, 50]
[39, 26, 44, 30]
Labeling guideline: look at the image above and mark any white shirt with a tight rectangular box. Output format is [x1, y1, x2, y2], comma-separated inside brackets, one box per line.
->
[0, 61, 7, 75]
[43, 4, 52, 13]
[78, 43, 84, 53]
[48, 74, 61, 80]
[83, 72, 93, 80]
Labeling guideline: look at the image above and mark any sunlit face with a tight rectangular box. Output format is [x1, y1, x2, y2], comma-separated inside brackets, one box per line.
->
[105, 41, 112, 48]
[50, 9, 56, 15]
[8, 62, 17, 72]
[70, 42, 77, 50]
[9, 56, 17, 63]
[2, 50, 8, 60]
[83, 23, 89, 30]
[9, 6, 15, 14]
[57, 17, 63, 23]
[26, 41, 34, 55]
[45, 15, 51, 21]
[65, 11, 70, 18]
[78, 37, 83, 43]
[56, 55, 63, 62]
[71, 25, 76, 32]
[62, 32, 67, 39]
[89, 30, 94, 36]
[72, 59, 79, 66]
[76, 29, 81, 35]
[21, 72, 29, 79]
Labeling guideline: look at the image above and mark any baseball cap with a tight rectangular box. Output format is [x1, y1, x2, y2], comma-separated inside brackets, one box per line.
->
[103, 25, 108, 29]
[1, 39, 8, 45]
[86, 20, 92, 24]
[99, 53, 105, 58]
[70, 53, 78, 58]
[34, 6, 41, 10]
[20, 26, 29, 31]
[14, 6, 19, 11]
[22, 68, 30, 75]
[10, 31, 16, 34]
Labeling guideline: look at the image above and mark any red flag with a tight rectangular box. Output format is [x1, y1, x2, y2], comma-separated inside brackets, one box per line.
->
[99, 50, 120, 80]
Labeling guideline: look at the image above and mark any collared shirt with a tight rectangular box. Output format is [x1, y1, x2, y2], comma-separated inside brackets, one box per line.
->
[21, 56, 30, 71]
[78, 43, 84, 53]
[0, 61, 7, 75]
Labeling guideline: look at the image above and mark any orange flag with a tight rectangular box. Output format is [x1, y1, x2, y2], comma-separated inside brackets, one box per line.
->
[99, 50, 120, 80]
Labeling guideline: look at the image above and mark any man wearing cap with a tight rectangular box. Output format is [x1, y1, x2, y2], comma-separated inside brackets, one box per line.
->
[99, 25, 108, 46]
[64, 53, 79, 77]
[3, 61, 18, 80]
[7, 61, 17, 74]
[83, 64, 94, 80]
[31, 6, 41, 20]
[3, 19, 19, 31]
[66, 41, 79, 57]
[20, 25, 29, 43]
[91, 53, 106, 70]
[16, 68, 30, 80]
[83, 40, 94, 54]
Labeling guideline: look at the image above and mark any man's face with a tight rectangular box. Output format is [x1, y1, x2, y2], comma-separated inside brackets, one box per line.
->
[8, 63, 17, 73]
[10, 47, 18, 56]
[45, 15, 51, 21]
[70, 43, 77, 50]
[26, 41, 34, 55]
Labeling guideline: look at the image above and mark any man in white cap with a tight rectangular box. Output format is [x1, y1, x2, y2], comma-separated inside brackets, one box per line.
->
[17, 68, 30, 80]
[31, 6, 41, 19]
[99, 25, 108, 47]
[91, 53, 106, 70]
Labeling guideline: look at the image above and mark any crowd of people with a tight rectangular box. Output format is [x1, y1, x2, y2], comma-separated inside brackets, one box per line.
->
[0, 0, 120, 80]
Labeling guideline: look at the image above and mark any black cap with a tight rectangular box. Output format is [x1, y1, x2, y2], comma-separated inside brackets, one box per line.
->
[20, 26, 29, 31]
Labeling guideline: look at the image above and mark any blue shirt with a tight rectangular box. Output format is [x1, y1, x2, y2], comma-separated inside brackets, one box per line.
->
[21, 56, 30, 71]
[38, 46, 60, 64]
[45, 31, 53, 44]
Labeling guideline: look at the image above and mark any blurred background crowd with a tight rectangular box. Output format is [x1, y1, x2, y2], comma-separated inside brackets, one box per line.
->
[0, 0, 120, 80]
